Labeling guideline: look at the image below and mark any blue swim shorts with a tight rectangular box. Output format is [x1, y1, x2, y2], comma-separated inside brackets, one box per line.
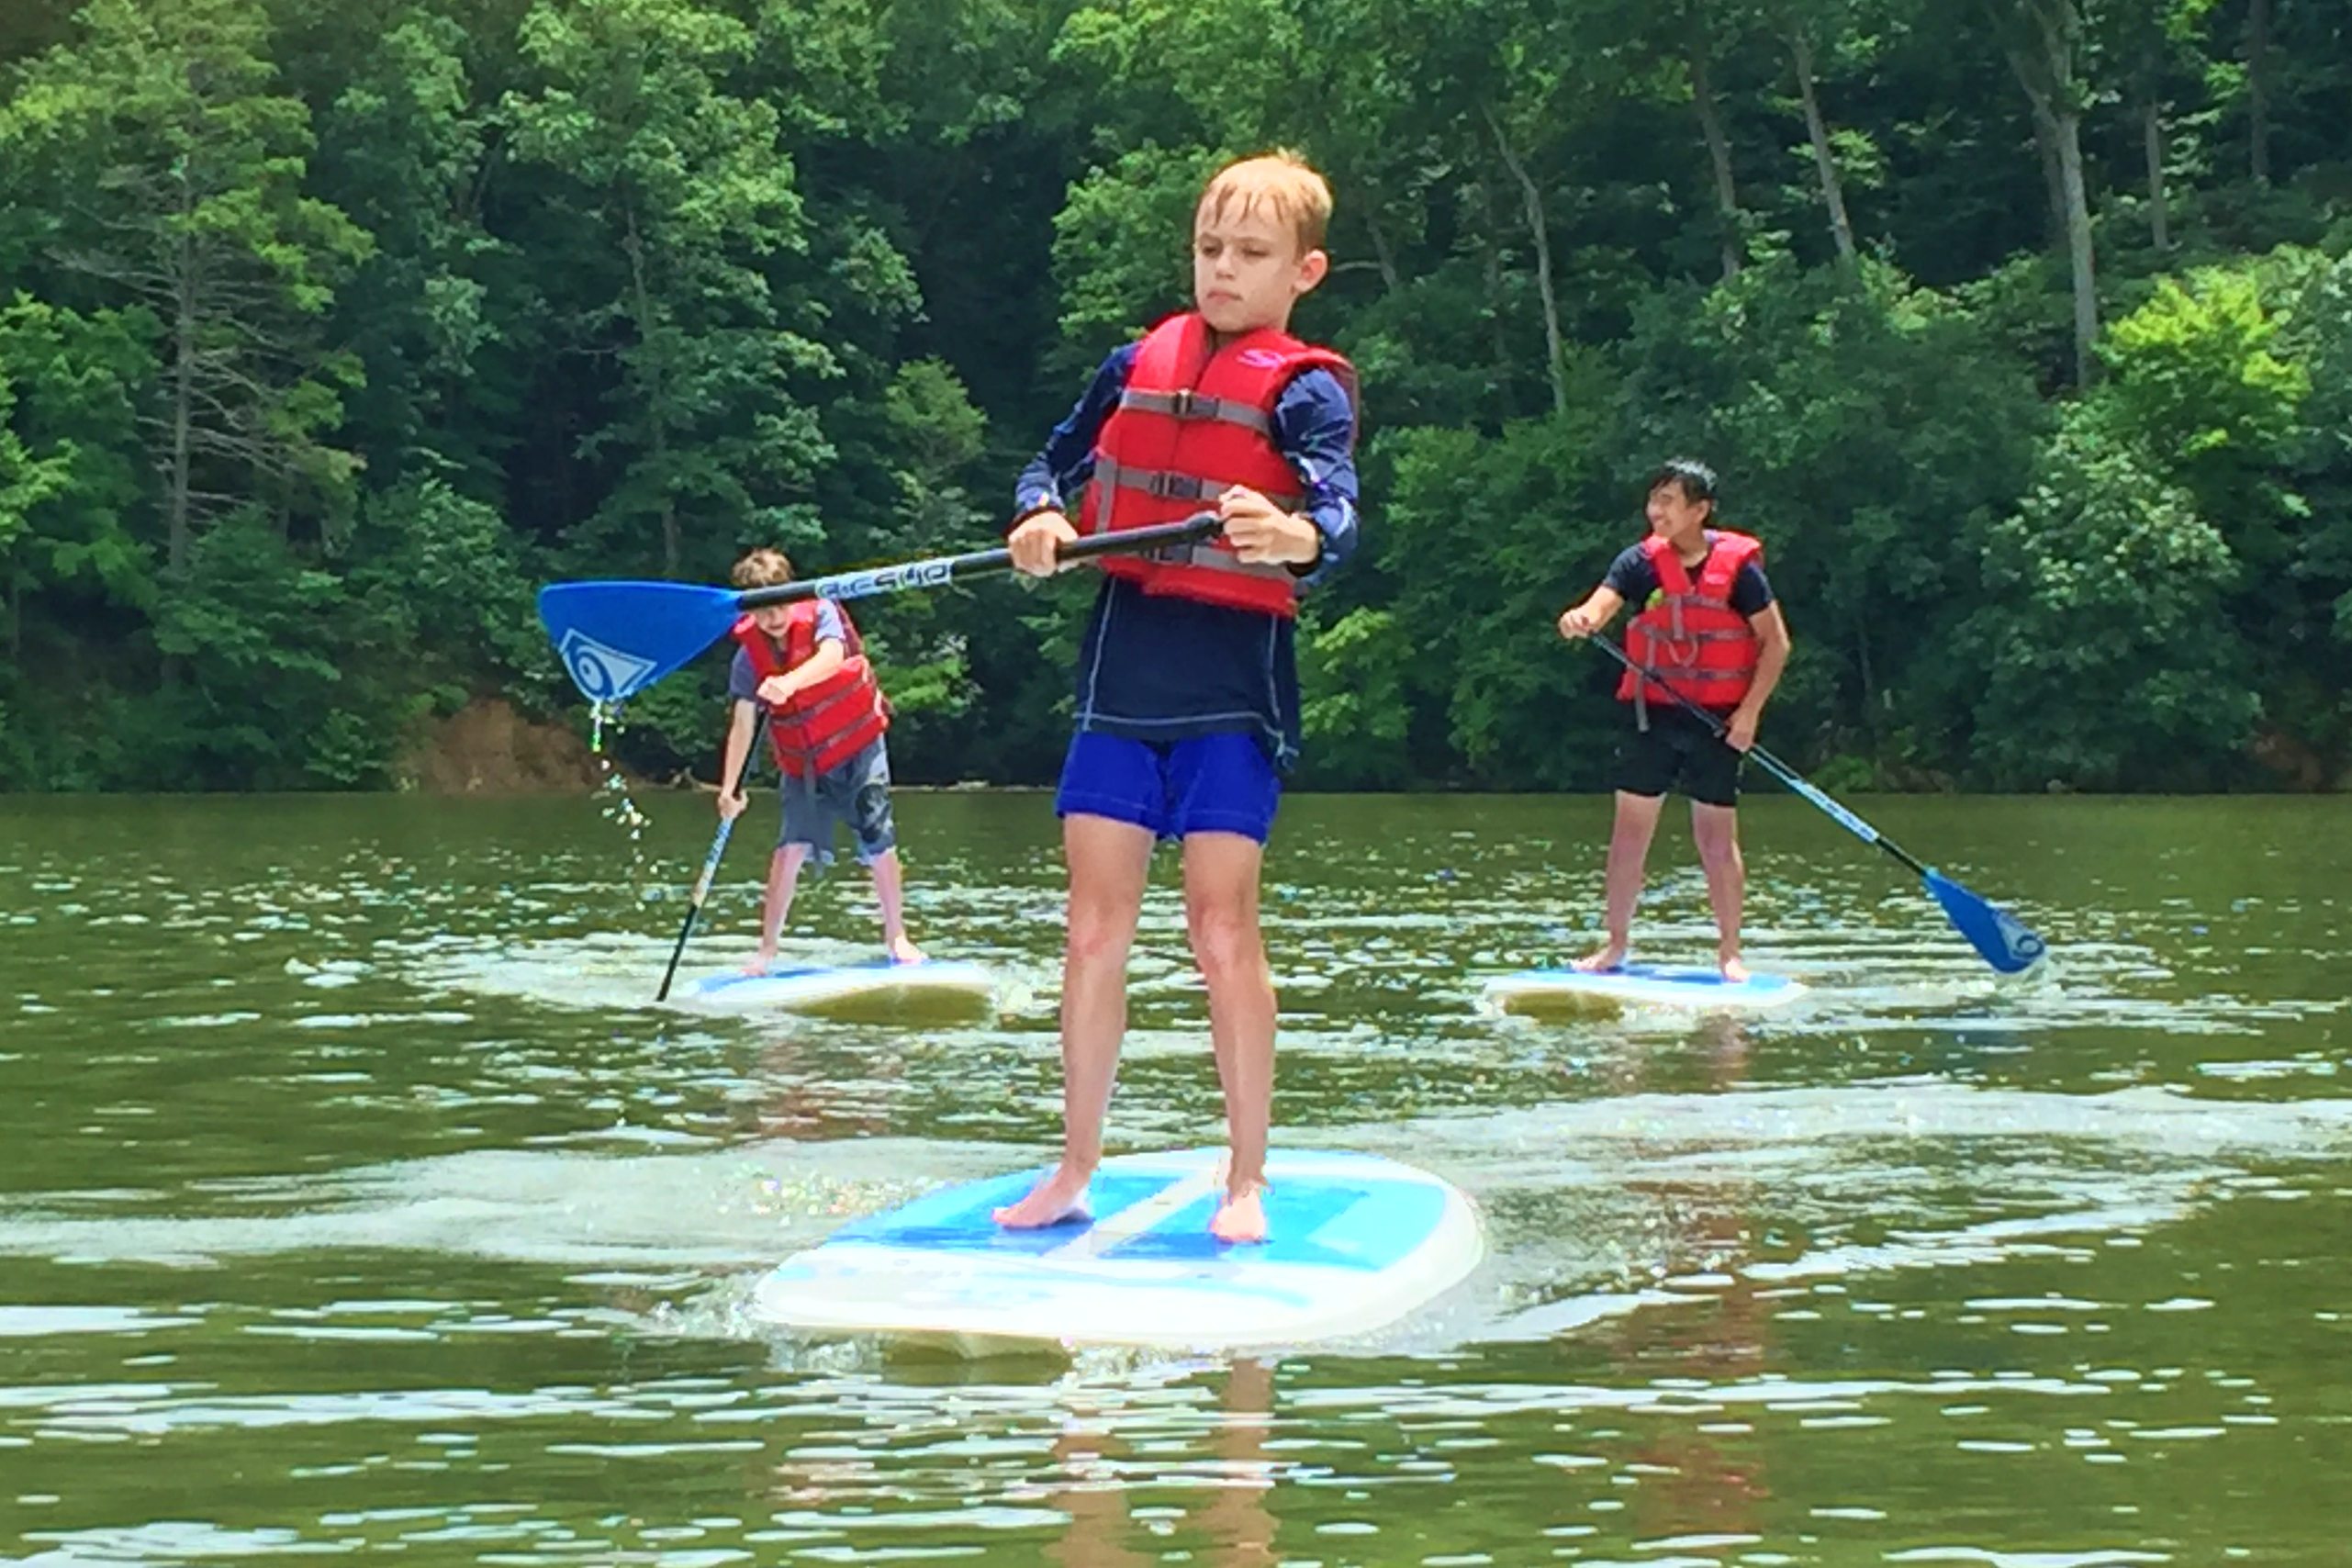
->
[1053, 731, 1281, 845]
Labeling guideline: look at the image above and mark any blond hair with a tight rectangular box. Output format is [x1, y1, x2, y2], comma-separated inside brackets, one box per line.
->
[1196, 151, 1332, 255]
[731, 548, 793, 588]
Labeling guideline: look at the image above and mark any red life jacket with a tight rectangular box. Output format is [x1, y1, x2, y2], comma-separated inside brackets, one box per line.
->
[731, 602, 890, 778]
[1080, 312, 1355, 619]
[1617, 531, 1764, 722]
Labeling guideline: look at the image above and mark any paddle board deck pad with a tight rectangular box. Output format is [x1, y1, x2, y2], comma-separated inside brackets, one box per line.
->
[1484, 963, 1805, 1013]
[685, 958, 993, 1014]
[750, 1147, 1483, 1350]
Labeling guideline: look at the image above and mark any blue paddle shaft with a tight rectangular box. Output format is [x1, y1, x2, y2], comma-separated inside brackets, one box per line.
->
[1748, 752, 1882, 849]
[687, 815, 734, 907]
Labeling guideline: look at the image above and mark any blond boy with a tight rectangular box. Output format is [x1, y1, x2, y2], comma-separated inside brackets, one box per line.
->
[995, 153, 1361, 1243]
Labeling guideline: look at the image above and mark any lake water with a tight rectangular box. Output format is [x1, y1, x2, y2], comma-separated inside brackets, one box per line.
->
[2, 791, 2346, 1565]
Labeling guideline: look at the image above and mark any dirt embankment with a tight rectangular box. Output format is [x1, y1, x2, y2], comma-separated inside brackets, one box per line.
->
[397, 697, 645, 794]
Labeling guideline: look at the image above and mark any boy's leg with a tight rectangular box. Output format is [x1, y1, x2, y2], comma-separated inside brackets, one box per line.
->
[753, 842, 811, 970]
[867, 850, 923, 963]
[993, 811, 1155, 1228]
[1182, 830, 1275, 1243]
[1581, 715, 1678, 971]
[1577, 791, 1665, 971]
[1690, 803, 1746, 980]
[1686, 725, 1748, 980]
[843, 741, 923, 963]
[1161, 732, 1283, 1243]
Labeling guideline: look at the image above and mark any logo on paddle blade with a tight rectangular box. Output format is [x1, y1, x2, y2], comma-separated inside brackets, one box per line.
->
[558, 630, 658, 701]
[1996, 910, 2047, 967]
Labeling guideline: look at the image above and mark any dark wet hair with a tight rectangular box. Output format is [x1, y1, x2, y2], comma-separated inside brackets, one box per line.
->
[1647, 457, 1718, 508]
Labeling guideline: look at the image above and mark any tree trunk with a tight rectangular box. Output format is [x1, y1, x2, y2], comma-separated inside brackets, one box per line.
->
[2246, 0, 2271, 185]
[1361, 197, 1402, 294]
[2143, 94, 2170, 252]
[622, 206, 679, 578]
[2001, 10, 2099, 386]
[1484, 106, 1568, 418]
[2055, 105, 2098, 386]
[1474, 178, 1514, 422]
[1688, 39, 1743, 280]
[2028, 95, 2067, 251]
[1791, 27, 1859, 273]
[169, 212, 196, 580]
[1854, 610, 1876, 726]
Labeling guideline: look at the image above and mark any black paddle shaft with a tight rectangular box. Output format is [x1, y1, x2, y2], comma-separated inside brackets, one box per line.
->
[735, 513, 1225, 609]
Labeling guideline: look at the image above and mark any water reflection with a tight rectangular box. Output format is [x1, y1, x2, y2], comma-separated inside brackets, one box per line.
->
[1614, 1017, 1773, 1545]
[1034, 1361, 1278, 1567]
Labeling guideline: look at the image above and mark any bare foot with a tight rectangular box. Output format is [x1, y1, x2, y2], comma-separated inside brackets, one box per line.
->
[742, 952, 776, 976]
[1208, 1182, 1269, 1244]
[1720, 954, 1751, 983]
[992, 1161, 1093, 1229]
[1574, 944, 1627, 973]
[887, 935, 925, 965]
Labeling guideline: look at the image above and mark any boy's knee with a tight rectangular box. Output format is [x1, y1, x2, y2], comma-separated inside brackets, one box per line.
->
[1067, 899, 1137, 968]
[1691, 815, 1742, 862]
[1185, 899, 1264, 981]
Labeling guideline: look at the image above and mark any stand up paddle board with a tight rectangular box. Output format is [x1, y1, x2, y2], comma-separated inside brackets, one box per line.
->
[1484, 962, 1805, 1014]
[751, 1147, 1482, 1350]
[686, 958, 993, 1015]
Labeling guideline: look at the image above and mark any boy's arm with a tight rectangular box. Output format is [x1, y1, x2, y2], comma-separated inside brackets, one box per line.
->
[719, 700, 759, 816]
[762, 639, 844, 701]
[756, 604, 850, 704]
[1011, 345, 1137, 525]
[1238, 367, 1359, 586]
[1008, 344, 1137, 575]
[1560, 543, 1646, 637]
[1726, 602, 1792, 753]
[1556, 585, 1627, 638]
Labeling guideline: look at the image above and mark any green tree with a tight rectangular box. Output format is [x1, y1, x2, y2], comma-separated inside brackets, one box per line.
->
[0, 0, 368, 577]
[0, 297, 153, 648]
[503, 0, 834, 579]
[1964, 417, 2257, 789]
[281, 0, 507, 491]
[1977, 0, 2101, 386]
[2266, 248, 2352, 778]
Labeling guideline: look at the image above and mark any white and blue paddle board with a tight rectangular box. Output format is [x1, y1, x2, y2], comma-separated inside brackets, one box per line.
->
[1484, 962, 1805, 1014]
[686, 958, 993, 1015]
[750, 1147, 1482, 1350]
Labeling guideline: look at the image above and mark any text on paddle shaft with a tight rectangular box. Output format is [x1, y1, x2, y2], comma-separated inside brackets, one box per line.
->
[806, 560, 957, 602]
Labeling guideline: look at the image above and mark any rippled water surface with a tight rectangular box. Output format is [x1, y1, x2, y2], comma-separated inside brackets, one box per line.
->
[3, 791, 2348, 1565]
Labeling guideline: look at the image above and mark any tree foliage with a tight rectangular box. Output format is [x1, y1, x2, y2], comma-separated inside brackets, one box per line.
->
[2, 0, 2349, 790]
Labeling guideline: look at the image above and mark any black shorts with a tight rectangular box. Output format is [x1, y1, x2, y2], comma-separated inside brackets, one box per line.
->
[1616, 707, 1743, 808]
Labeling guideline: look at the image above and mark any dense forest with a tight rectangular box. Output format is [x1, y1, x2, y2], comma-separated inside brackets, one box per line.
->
[2, 0, 2347, 793]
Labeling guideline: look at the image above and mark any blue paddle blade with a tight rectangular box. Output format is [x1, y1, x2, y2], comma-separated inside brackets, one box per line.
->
[536, 580, 743, 702]
[1925, 868, 2047, 974]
